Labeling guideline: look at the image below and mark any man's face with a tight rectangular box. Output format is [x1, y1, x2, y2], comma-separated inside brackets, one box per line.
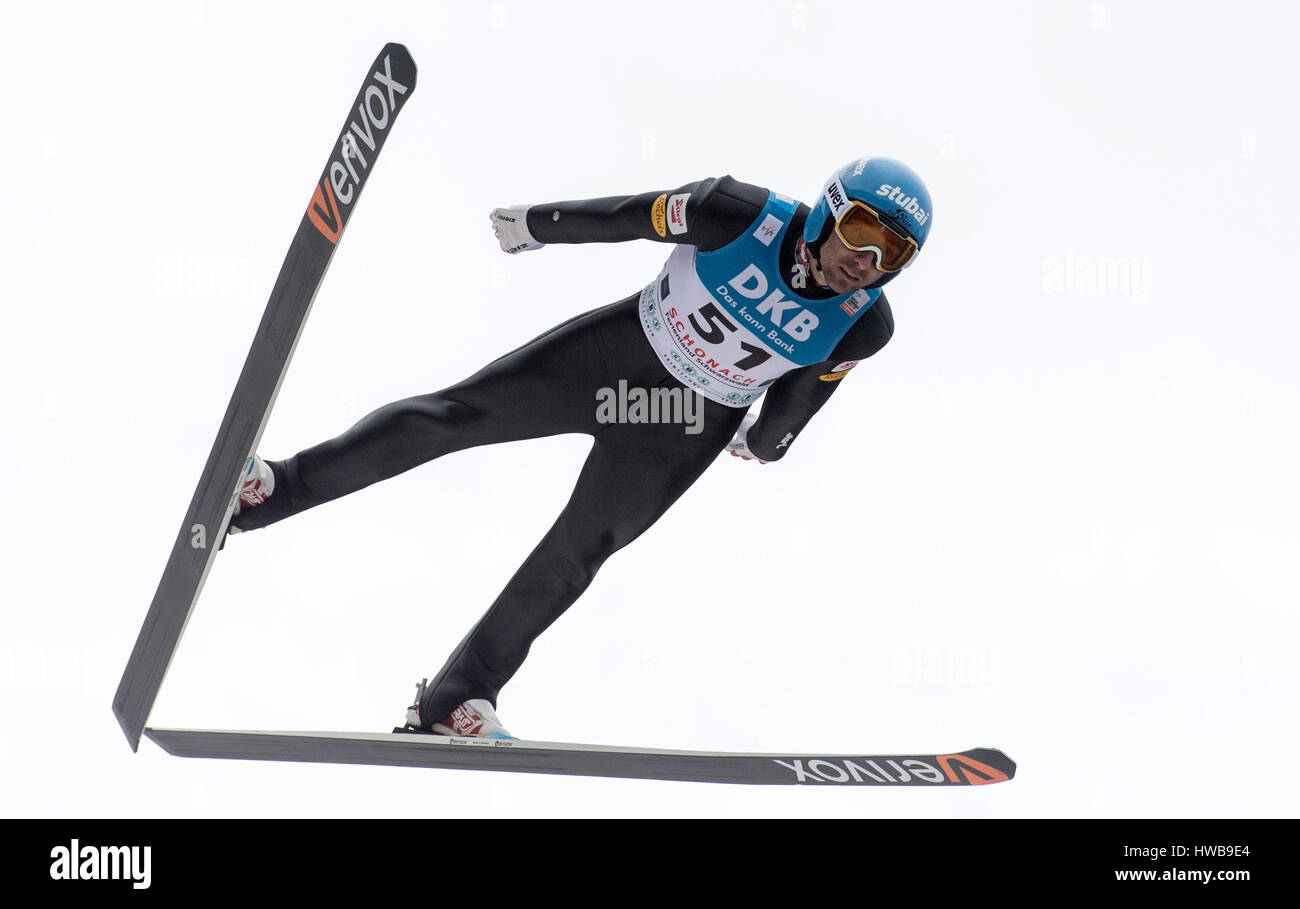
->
[815, 231, 885, 294]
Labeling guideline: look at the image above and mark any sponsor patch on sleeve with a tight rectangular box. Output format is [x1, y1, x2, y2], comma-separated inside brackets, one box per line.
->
[818, 361, 859, 382]
[667, 193, 689, 235]
[753, 213, 784, 246]
[651, 194, 668, 238]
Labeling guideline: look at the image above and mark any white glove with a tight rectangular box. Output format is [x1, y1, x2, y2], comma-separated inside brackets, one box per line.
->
[490, 206, 545, 254]
[726, 412, 767, 464]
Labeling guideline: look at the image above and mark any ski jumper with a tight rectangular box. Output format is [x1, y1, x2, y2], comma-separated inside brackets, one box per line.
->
[229, 176, 895, 723]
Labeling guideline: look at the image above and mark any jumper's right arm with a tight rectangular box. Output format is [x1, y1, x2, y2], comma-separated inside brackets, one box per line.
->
[495, 176, 767, 253]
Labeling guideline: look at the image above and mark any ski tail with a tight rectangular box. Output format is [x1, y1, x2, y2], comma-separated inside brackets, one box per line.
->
[113, 44, 418, 750]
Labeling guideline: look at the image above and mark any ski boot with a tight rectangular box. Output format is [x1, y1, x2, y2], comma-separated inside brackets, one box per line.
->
[403, 679, 517, 740]
[228, 455, 275, 533]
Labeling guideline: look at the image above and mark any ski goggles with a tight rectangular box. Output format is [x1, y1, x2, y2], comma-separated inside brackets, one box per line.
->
[833, 200, 920, 273]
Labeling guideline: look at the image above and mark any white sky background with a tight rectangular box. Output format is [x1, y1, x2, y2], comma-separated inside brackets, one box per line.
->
[2, 0, 1297, 819]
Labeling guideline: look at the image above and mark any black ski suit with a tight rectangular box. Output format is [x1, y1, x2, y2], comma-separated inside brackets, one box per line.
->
[230, 176, 894, 725]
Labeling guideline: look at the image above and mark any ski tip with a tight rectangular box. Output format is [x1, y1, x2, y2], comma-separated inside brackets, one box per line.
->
[378, 42, 418, 84]
[942, 747, 1017, 784]
[976, 747, 1017, 777]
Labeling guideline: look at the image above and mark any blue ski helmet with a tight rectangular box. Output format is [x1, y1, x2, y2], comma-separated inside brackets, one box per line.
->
[804, 156, 932, 281]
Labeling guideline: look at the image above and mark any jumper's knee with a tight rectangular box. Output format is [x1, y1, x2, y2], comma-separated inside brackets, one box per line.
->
[549, 526, 629, 587]
[382, 392, 483, 440]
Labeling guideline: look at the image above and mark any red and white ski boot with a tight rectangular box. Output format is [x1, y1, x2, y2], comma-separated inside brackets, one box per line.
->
[404, 679, 517, 740]
[228, 455, 275, 533]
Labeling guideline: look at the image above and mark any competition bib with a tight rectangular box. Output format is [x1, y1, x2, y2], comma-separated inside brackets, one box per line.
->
[638, 192, 879, 407]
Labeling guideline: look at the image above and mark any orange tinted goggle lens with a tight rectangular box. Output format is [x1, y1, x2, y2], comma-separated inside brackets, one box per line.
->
[835, 202, 919, 272]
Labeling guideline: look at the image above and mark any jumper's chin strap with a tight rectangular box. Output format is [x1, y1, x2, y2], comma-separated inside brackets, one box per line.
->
[796, 238, 830, 289]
